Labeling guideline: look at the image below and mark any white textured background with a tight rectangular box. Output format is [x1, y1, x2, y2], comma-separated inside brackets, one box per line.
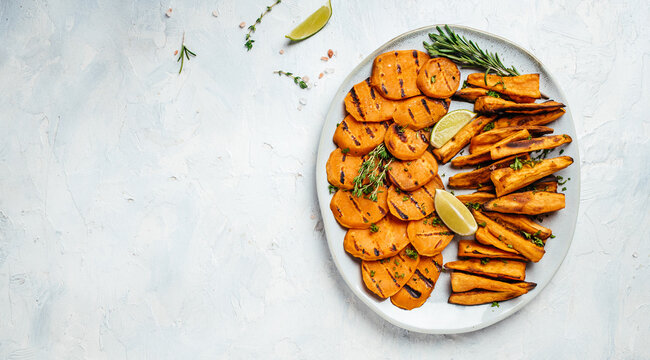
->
[0, 0, 648, 358]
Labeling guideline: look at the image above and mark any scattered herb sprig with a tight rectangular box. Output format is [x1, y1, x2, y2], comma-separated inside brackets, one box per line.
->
[274, 70, 308, 89]
[244, 0, 282, 50]
[423, 25, 520, 76]
[177, 33, 196, 74]
[352, 144, 393, 201]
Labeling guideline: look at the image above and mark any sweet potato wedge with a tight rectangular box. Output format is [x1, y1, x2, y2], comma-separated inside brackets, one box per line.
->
[477, 184, 495, 193]
[472, 210, 545, 262]
[447, 154, 529, 189]
[444, 258, 526, 281]
[391, 253, 443, 310]
[493, 109, 565, 128]
[516, 177, 558, 193]
[455, 192, 496, 205]
[416, 57, 461, 99]
[432, 115, 496, 164]
[490, 134, 572, 160]
[361, 245, 420, 298]
[344, 78, 397, 123]
[384, 124, 429, 161]
[448, 289, 525, 306]
[387, 151, 438, 191]
[344, 215, 410, 260]
[483, 212, 552, 239]
[490, 156, 574, 196]
[387, 175, 443, 221]
[483, 191, 566, 215]
[451, 129, 531, 167]
[450, 271, 536, 293]
[457, 240, 527, 260]
[469, 126, 554, 154]
[454, 87, 490, 102]
[466, 73, 541, 99]
[330, 187, 388, 229]
[333, 115, 389, 156]
[475, 97, 565, 114]
[393, 96, 450, 130]
[475, 226, 519, 254]
[407, 214, 454, 256]
[371, 50, 429, 100]
[326, 148, 364, 190]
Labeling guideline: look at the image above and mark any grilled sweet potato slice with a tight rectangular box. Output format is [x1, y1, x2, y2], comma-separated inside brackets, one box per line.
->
[448, 154, 529, 189]
[491, 134, 572, 160]
[475, 226, 520, 254]
[370, 50, 429, 100]
[344, 78, 397, 123]
[344, 215, 410, 260]
[483, 191, 565, 215]
[386, 175, 443, 221]
[432, 115, 496, 164]
[387, 151, 438, 191]
[466, 73, 541, 99]
[493, 109, 565, 128]
[391, 253, 443, 310]
[326, 148, 363, 190]
[457, 240, 527, 260]
[490, 156, 574, 196]
[475, 97, 564, 114]
[416, 57, 461, 99]
[473, 210, 545, 262]
[333, 115, 389, 156]
[393, 96, 450, 130]
[451, 130, 531, 167]
[444, 258, 526, 281]
[407, 214, 454, 256]
[483, 212, 552, 239]
[361, 245, 420, 298]
[384, 124, 429, 161]
[469, 126, 554, 154]
[451, 272, 536, 293]
[448, 289, 526, 305]
[330, 188, 388, 229]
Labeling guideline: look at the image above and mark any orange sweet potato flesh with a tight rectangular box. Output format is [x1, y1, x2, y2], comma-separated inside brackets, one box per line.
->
[454, 87, 490, 102]
[361, 245, 420, 298]
[386, 175, 443, 221]
[457, 240, 527, 260]
[344, 215, 410, 260]
[330, 187, 388, 229]
[466, 73, 541, 99]
[450, 271, 536, 293]
[387, 151, 438, 191]
[432, 115, 496, 164]
[345, 78, 397, 123]
[493, 109, 565, 128]
[393, 96, 450, 130]
[451, 129, 531, 167]
[371, 50, 429, 100]
[483, 212, 552, 239]
[475, 226, 520, 254]
[384, 124, 429, 161]
[483, 191, 566, 215]
[475, 97, 565, 114]
[333, 115, 389, 156]
[448, 289, 526, 305]
[416, 57, 461, 99]
[448, 154, 529, 189]
[490, 156, 574, 196]
[490, 134, 572, 160]
[444, 258, 526, 281]
[407, 214, 454, 256]
[455, 192, 496, 205]
[470, 126, 554, 154]
[391, 253, 443, 310]
[473, 209, 545, 262]
[326, 148, 363, 190]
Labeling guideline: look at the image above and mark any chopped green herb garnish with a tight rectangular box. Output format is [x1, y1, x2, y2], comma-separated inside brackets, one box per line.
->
[482, 122, 495, 132]
[370, 223, 379, 233]
[491, 301, 500, 307]
[430, 75, 437, 84]
[478, 221, 486, 227]
[370, 270, 375, 277]
[405, 248, 418, 260]
[481, 258, 490, 265]
[328, 184, 338, 194]
[352, 144, 393, 202]
[486, 90, 501, 98]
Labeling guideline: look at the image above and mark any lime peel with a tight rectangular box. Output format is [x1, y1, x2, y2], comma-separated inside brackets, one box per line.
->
[434, 189, 478, 236]
[430, 109, 476, 148]
[285, 0, 332, 41]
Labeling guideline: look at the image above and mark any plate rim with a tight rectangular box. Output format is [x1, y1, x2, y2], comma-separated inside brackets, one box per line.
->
[315, 24, 581, 334]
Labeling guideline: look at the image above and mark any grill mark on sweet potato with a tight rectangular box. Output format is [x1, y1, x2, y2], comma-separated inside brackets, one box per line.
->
[396, 64, 402, 74]
[415, 270, 434, 288]
[403, 284, 421, 298]
[373, 248, 380, 256]
[339, 170, 345, 185]
[399, 79, 406, 98]
[412, 50, 420, 66]
[381, 84, 388, 95]
[421, 98, 431, 114]
[365, 126, 376, 138]
[390, 201, 410, 220]
[349, 87, 365, 120]
[349, 134, 361, 146]
[408, 108, 415, 120]
[408, 197, 425, 215]
[349, 196, 362, 213]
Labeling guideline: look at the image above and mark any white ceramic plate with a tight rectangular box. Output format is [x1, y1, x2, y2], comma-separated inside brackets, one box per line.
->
[315, 25, 580, 334]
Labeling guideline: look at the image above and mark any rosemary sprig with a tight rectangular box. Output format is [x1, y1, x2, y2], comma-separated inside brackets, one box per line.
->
[352, 144, 393, 202]
[274, 70, 308, 89]
[423, 25, 520, 76]
[177, 33, 196, 74]
[245, 0, 282, 50]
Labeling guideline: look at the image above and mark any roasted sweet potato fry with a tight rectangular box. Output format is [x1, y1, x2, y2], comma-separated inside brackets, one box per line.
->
[333, 115, 389, 156]
[344, 215, 410, 260]
[483, 212, 552, 239]
[483, 191, 566, 215]
[330, 187, 388, 229]
[393, 96, 450, 130]
[451, 272, 536, 293]
[451, 129, 531, 167]
[448, 154, 529, 189]
[475, 97, 565, 114]
[387, 175, 443, 221]
[371, 50, 429, 100]
[454, 87, 490, 102]
[416, 57, 461, 99]
[344, 78, 397, 123]
[326, 148, 363, 190]
[490, 134, 572, 160]
[493, 109, 565, 128]
[456, 192, 496, 205]
[448, 289, 526, 305]
[475, 226, 519, 254]
[361, 245, 420, 298]
[477, 184, 495, 193]
[457, 240, 527, 260]
[472, 210, 545, 262]
[387, 151, 438, 191]
[444, 258, 526, 281]
[391, 253, 443, 310]
[490, 156, 574, 196]
[466, 73, 541, 99]
[432, 115, 496, 164]
[469, 126, 554, 154]
[407, 214, 454, 256]
[384, 124, 429, 160]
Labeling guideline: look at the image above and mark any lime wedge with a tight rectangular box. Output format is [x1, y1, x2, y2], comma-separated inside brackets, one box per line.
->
[430, 109, 476, 148]
[434, 189, 478, 236]
[285, 0, 332, 41]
